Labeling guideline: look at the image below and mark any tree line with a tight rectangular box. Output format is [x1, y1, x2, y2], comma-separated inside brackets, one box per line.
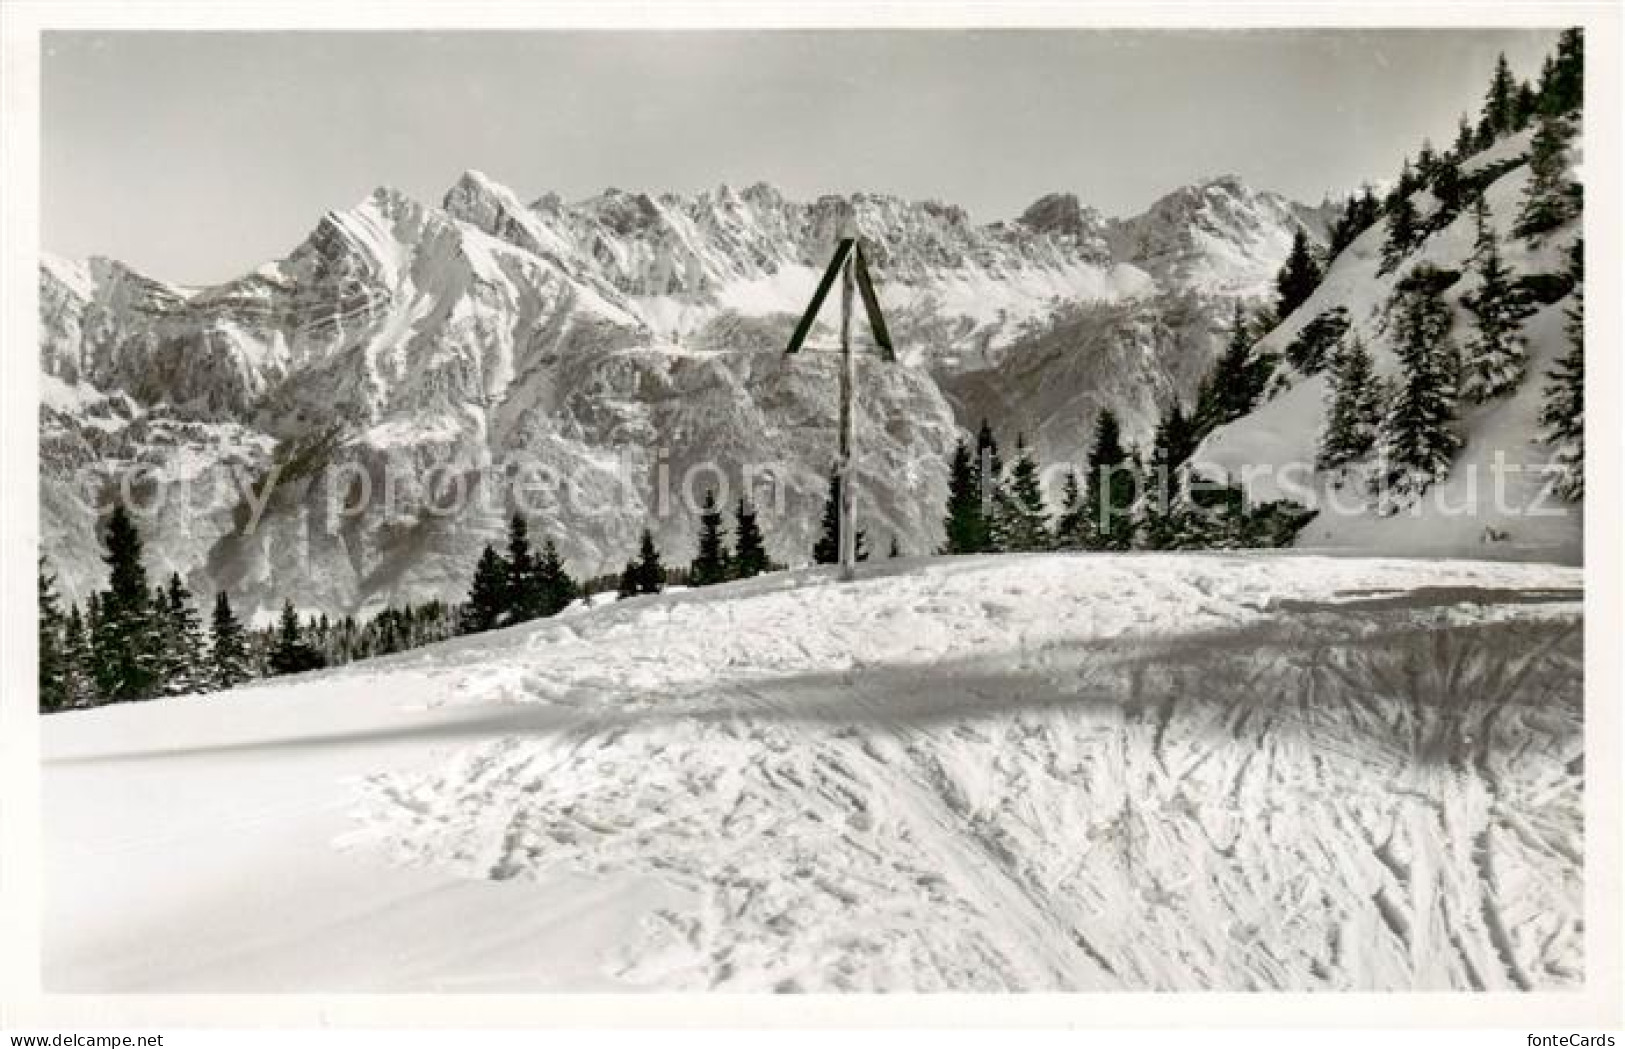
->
[940, 324, 1316, 560]
[38, 504, 459, 713]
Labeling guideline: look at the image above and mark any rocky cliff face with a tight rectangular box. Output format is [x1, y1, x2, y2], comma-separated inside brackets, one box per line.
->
[40, 172, 1326, 614]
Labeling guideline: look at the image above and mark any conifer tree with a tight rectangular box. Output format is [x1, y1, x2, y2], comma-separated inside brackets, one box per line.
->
[93, 505, 161, 702]
[1379, 193, 1419, 275]
[38, 558, 66, 713]
[1376, 267, 1461, 502]
[616, 561, 640, 600]
[732, 498, 770, 578]
[460, 544, 508, 634]
[1482, 52, 1519, 137]
[1151, 401, 1194, 471]
[268, 599, 326, 676]
[1430, 150, 1464, 219]
[1451, 113, 1477, 160]
[973, 419, 1003, 543]
[85, 591, 101, 648]
[1082, 409, 1136, 550]
[1540, 244, 1584, 499]
[1053, 466, 1089, 550]
[1462, 199, 1530, 402]
[503, 513, 540, 623]
[1196, 303, 1267, 431]
[1285, 308, 1351, 374]
[631, 528, 666, 594]
[1359, 185, 1381, 230]
[269, 599, 301, 674]
[157, 572, 206, 696]
[61, 603, 95, 708]
[1274, 228, 1321, 321]
[1328, 194, 1361, 258]
[1514, 114, 1582, 240]
[1534, 53, 1559, 116]
[942, 438, 987, 554]
[1415, 140, 1439, 187]
[1329, 187, 1382, 258]
[535, 538, 577, 615]
[1316, 334, 1384, 470]
[209, 591, 252, 691]
[688, 490, 731, 587]
[1540, 29, 1582, 117]
[1392, 158, 1419, 202]
[997, 435, 1051, 552]
[1142, 399, 1197, 540]
[813, 470, 867, 564]
[1512, 81, 1539, 130]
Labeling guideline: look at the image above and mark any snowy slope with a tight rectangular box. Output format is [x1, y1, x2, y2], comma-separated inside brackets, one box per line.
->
[1195, 132, 1583, 563]
[40, 173, 1326, 615]
[44, 554, 1583, 992]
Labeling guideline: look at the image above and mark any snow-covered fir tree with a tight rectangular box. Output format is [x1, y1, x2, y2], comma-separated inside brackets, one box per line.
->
[1135, 399, 1199, 547]
[813, 469, 867, 565]
[1514, 114, 1581, 240]
[995, 435, 1051, 552]
[1430, 149, 1465, 220]
[1539, 243, 1584, 500]
[1538, 29, 1582, 117]
[689, 489, 732, 587]
[38, 558, 66, 713]
[1375, 266, 1462, 506]
[1461, 197, 1530, 402]
[1082, 409, 1136, 550]
[209, 591, 252, 691]
[973, 419, 1003, 546]
[1379, 192, 1420, 275]
[616, 561, 639, 600]
[941, 438, 987, 554]
[157, 572, 207, 696]
[268, 599, 326, 676]
[629, 528, 666, 594]
[1481, 52, 1520, 139]
[534, 538, 576, 614]
[1451, 113, 1477, 160]
[1316, 334, 1384, 470]
[460, 544, 508, 634]
[731, 498, 770, 578]
[1274, 227, 1321, 321]
[502, 513, 540, 622]
[1195, 303, 1267, 432]
[1285, 308, 1351, 374]
[1053, 466, 1088, 550]
[60, 602, 95, 708]
[92, 505, 163, 702]
[1328, 186, 1381, 258]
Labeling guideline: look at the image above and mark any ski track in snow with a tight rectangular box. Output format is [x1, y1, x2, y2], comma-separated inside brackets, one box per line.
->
[326, 554, 1583, 992]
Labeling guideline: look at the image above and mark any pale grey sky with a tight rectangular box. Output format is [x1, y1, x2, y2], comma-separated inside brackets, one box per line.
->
[43, 29, 1561, 285]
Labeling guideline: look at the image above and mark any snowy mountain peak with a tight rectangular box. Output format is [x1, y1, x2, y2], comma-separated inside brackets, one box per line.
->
[1104, 174, 1319, 295]
[1018, 192, 1106, 240]
[40, 168, 1334, 613]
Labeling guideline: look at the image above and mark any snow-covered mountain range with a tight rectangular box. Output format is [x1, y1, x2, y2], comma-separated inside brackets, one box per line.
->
[40, 172, 1334, 614]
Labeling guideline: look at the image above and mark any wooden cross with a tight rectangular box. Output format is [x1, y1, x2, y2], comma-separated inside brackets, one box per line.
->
[785, 230, 895, 581]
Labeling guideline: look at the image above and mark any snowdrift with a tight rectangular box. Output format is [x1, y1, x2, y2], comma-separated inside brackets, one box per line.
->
[44, 554, 1582, 992]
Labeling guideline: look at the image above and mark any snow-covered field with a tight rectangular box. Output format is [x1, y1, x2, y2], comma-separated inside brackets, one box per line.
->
[43, 554, 1583, 992]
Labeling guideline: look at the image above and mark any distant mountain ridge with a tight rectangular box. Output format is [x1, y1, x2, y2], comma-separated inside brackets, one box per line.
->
[40, 171, 1334, 615]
